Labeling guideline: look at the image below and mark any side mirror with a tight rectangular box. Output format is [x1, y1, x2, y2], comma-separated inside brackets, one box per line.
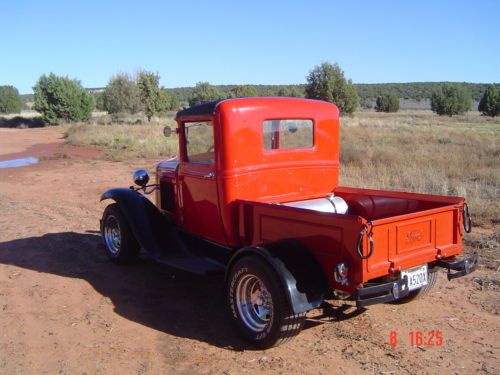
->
[133, 169, 150, 187]
[163, 126, 172, 137]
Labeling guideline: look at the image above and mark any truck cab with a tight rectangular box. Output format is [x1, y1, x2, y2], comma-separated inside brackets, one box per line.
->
[101, 97, 477, 348]
[157, 98, 340, 245]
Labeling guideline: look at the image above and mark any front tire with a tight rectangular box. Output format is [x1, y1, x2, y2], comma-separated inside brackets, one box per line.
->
[227, 256, 306, 348]
[101, 203, 140, 262]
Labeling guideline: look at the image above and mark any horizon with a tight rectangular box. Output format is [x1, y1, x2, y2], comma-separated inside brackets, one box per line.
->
[18, 80, 499, 96]
[1, 0, 499, 94]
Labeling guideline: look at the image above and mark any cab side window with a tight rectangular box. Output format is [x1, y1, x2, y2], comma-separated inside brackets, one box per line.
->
[183, 121, 214, 164]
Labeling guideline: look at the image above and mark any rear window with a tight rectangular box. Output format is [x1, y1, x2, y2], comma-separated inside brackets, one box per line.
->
[263, 119, 313, 150]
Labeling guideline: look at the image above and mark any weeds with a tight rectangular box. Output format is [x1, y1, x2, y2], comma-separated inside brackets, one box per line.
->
[341, 111, 499, 227]
[64, 116, 178, 161]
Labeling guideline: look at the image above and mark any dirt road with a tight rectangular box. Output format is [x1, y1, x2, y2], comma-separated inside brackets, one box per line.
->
[0, 127, 498, 375]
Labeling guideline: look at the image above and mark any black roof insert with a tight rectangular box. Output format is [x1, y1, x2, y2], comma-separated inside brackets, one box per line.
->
[175, 100, 224, 119]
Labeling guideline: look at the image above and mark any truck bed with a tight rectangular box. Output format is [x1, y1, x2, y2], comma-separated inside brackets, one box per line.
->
[237, 186, 465, 291]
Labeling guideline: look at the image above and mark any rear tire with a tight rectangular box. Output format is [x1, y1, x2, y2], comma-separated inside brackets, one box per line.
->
[395, 269, 438, 303]
[101, 203, 140, 262]
[227, 256, 306, 348]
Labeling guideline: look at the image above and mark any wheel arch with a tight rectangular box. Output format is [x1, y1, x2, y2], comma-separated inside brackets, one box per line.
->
[226, 240, 328, 314]
[100, 188, 168, 256]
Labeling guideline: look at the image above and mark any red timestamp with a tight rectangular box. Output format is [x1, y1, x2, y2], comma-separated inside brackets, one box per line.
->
[389, 330, 444, 347]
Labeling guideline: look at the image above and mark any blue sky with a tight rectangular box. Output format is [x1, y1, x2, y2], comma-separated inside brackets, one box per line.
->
[1, 0, 498, 93]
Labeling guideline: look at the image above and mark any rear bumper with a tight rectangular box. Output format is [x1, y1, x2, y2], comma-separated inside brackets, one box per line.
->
[356, 253, 478, 308]
[356, 277, 410, 308]
[435, 253, 478, 280]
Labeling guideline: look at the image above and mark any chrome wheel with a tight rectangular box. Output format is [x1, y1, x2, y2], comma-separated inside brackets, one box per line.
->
[235, 274, 274, 332]
[104, 215, 121, 255]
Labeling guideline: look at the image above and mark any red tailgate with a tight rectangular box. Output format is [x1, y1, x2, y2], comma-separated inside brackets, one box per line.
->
[362, 204, 463, 281]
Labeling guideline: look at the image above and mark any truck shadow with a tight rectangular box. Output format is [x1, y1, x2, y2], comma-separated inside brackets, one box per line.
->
[0, 231, 363, 350]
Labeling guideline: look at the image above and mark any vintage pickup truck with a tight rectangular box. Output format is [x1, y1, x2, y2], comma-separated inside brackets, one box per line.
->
[100, 97, 477, 348]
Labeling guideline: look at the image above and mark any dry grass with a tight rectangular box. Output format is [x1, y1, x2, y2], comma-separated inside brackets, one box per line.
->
[64, 116, 178, 161]
[341, 111, 499, 227]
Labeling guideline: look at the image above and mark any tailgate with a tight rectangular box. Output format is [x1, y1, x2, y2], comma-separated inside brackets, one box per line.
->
[362, 203, 464, 280]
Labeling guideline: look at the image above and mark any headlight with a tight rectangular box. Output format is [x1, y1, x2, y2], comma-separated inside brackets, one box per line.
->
[133, 169, 150, 187]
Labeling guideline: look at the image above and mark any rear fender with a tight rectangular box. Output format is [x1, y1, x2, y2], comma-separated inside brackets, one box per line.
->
[226, 240, 328, 314]
[101, 188, 168, 256]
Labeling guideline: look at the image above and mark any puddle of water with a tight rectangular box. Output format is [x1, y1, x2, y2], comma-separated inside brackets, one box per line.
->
[0, 157, 39, 169]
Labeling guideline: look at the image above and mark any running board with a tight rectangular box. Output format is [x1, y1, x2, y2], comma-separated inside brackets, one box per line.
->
[153, 253, 224, 275]
[149, 225, 226, 275]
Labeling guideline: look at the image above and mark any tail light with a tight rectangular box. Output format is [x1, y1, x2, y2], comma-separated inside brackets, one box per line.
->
[334, 263, 349, 286]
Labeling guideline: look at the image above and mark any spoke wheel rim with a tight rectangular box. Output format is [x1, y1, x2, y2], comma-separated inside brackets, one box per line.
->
[104, 215, 121, 255]
[235, 273, 273, 332]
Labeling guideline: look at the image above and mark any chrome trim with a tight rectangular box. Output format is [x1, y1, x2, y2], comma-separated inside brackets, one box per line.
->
[133, 169, 150, 187]
[334, 263, 349, 286]
[392, 282, 400, 299]
[182, 168, 216, 179]
[103, 215, 121, 255]
[235, 274, 273, 333]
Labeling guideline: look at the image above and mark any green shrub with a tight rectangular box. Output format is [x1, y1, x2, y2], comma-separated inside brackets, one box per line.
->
[478, 85, 500, 117]
[159, 88, 179, 112]
[430, 83, 471, 116]
[0, 86, 22, 114]
[375, 93, 400, 112]
[104, 74, 142, 114]
[230, 85, 258, 98]
[94, 93, 107, 111]
[137, 71, 162, 121]
[277, 87, 303, 98]
[437, 137, 452, 144]
[305, 62, 358, 115]
[33, 73, 94, 125]
[189, 82, 225, 106]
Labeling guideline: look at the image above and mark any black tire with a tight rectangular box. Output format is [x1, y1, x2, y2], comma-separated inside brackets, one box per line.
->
[226, 256, 306, 348]
[101, 203, 140, 262]
[395, 269, 438, 304]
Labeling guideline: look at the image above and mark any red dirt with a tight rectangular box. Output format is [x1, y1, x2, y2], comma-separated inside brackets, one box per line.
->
[0, 127, 102, 162]
[0, 127, 498, 375]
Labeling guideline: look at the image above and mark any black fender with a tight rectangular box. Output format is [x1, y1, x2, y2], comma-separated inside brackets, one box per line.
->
[225, 240, 328, 314]
[101, 188, 224, 275]
[100, 188, 169, 257]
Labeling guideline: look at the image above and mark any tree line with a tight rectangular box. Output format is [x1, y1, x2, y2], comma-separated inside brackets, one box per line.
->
[2, 64, 499, 123]
[170, 82, 500, 104]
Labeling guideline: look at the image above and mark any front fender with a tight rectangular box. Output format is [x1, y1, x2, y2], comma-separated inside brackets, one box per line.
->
[101, 188, 168, 257]
[226, 240, 328, 314]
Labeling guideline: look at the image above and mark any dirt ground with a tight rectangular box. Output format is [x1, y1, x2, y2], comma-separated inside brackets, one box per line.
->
[0, 127, 498, 375]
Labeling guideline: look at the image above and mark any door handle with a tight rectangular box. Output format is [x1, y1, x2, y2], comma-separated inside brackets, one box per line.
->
[181, 168, 215, 179]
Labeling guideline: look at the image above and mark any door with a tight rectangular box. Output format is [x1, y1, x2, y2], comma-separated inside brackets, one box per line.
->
[179, 120, 226, 244]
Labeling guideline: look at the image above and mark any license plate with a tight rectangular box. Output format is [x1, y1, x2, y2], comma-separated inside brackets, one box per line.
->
[401, 265, 428, 291]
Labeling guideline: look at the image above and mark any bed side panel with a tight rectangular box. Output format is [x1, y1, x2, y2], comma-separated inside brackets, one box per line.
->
[238, 200, 364, 290]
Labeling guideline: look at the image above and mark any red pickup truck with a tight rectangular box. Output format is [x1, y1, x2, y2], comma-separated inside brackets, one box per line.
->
[100, 97, 477, 348]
